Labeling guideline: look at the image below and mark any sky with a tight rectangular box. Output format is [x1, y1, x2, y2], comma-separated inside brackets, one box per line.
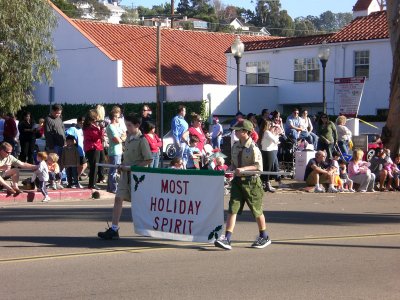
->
[119, 0, 354, 18]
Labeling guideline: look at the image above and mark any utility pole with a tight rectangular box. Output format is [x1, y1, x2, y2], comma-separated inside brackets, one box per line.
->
[156, 21, 161, 135]
[170, 0, 175, 28]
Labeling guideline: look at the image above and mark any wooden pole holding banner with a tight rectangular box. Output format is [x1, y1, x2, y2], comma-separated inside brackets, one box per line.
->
[97, 164, 292, 177]
[96, 163, 131, 172]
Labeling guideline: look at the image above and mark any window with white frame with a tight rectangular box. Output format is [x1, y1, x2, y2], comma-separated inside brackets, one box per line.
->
[246, 61, 269, 84]
[354, 50, 369, 78]
[294, 58, 320, 82]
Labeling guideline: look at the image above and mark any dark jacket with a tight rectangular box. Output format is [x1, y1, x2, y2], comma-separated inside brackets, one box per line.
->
[45, 114, 66, 149]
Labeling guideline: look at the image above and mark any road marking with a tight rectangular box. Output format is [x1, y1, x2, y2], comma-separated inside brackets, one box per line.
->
[1, 232, 399, 264]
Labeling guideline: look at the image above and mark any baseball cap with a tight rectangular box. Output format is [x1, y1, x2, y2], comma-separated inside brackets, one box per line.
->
[231, 119, 253, 132]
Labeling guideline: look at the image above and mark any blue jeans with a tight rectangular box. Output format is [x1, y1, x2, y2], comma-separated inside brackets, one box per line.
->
[107, 154, 122, 193]
[150, 152, 160, 168]
[175, 142, 188, 159]
[212, 136, 222, 149]
[286, 129, 299, 141]
[338, 141, 349, 155]
[309, 132, 319, 150]
[66, 166, 79, 186]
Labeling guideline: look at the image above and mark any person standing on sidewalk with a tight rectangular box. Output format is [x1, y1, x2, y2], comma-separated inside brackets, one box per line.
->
[98, 114, 153, 240]
[83, 110, 104, 190]
[45, 104, 66, 158]
[171, 105, 189, 161]
[106, 110, 126, 193]
[214, 120, 271, 250]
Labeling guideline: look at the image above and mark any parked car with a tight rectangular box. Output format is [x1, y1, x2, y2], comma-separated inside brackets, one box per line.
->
[162, 131, 176, 159]
[364, 133, 383, 161]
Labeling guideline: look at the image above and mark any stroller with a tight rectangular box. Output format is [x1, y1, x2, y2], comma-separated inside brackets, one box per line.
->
[334, 144, 352, 162]
[277, 135, 298, 178]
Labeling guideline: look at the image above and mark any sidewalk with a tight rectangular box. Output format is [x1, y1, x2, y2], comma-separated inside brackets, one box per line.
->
[0, 175, 311, 203]
[0, 188, 94, 203]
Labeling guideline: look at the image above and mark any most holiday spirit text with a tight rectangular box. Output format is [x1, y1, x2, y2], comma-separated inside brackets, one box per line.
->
[150, 179, 201, 235]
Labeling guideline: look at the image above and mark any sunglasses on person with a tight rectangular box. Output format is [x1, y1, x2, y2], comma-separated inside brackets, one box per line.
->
[2, 149, 12, 154]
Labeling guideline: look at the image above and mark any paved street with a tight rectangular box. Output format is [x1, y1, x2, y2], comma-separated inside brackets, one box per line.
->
[1, 191, 399, 299]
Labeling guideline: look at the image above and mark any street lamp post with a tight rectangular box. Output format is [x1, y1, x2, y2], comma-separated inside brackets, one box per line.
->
[231, 36, 244, 112]
[318, 41, 330, 114]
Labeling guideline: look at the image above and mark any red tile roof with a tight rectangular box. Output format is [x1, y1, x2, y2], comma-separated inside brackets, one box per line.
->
[353, 0, 373, 11]
[242, 34, 334, 52]
[241, 11, 388, 52]
[50, 2, 277, 87]
[72, 20, 277, 87]
[330, 11, 388, 42]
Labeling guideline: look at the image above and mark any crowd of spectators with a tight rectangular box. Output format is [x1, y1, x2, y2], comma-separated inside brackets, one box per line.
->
[0, 104, 399, 201]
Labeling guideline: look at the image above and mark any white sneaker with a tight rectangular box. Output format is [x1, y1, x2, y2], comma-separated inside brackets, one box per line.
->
[348, 188, 355, 193]
[328, 187, 339, 193]
[42, 196, 51, 202]
[338, 187, 345, 192]
[314, 186, 325, 193]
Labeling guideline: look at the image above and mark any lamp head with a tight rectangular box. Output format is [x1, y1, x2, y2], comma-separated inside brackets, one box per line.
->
[231, 36, 244, 58]
[318, 41, 330, 62]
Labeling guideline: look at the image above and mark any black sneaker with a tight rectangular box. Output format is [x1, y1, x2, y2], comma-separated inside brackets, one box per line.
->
[98, 227, 119, 240]
[214, 235, 232, 250]
[251, 236, 271, 249]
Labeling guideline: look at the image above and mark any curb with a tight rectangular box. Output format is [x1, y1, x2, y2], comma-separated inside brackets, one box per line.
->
[0, 188, 93, 203]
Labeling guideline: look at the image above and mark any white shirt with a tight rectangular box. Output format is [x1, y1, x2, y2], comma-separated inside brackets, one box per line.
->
[261, 130, 280, 151]
[212, 123, 223, 138]
[32, 160, 49, 182]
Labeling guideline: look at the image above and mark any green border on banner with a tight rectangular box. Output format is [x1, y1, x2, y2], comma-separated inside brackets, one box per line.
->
[131, 166, 225, 176]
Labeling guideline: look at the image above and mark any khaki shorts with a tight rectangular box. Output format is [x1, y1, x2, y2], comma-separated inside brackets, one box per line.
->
[229, 176, 264, 218]
[306, 170, 331, 186]
[116, 171, 131, 201]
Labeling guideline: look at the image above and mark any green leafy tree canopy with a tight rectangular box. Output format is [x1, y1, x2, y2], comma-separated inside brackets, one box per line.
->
[0, 0, 58, 113]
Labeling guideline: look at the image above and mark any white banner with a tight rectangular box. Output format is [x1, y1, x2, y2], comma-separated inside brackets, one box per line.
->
[130, 167, 225, 243]
[334, 77, 366, 117]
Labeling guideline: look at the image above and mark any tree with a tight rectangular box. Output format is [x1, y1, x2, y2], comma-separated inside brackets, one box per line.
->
[294, 17, 317, 37]
[177, 0, 192, 16]
[318, 10, 336, 32]
[51, 0, 82, 18]
[0, 0, 58, 113]
[120, 8, 139, 25]
[383, 0, 400, 154]
[86, 0, 111, 20]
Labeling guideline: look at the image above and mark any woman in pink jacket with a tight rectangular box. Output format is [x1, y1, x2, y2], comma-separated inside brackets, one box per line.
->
[83, 109, 104, 190]
[348, 149, 376, 192]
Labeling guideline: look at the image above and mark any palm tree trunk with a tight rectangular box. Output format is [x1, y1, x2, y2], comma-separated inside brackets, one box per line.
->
[384, 0, 400, 155]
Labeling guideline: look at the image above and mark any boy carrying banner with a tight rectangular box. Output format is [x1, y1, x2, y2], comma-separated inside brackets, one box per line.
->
[98, 114, 153, 240]
[214, 120, 271, 250]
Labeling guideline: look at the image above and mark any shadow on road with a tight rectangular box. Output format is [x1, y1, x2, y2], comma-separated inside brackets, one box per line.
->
[1, 207, 400, 225]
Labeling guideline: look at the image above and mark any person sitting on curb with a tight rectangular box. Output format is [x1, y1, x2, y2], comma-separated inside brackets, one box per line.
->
[0, 141, 38, 195]
[369, 148, 390, 191]
[304, 150, 338, 193]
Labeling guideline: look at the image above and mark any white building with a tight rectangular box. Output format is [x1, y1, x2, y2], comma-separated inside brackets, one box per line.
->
[77, 0, 125, 24]
[226, 1, 390, 116]
[34, 0, 390, 118]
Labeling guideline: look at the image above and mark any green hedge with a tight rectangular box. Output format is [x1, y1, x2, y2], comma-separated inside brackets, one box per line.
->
[17, 101, 209, 132]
